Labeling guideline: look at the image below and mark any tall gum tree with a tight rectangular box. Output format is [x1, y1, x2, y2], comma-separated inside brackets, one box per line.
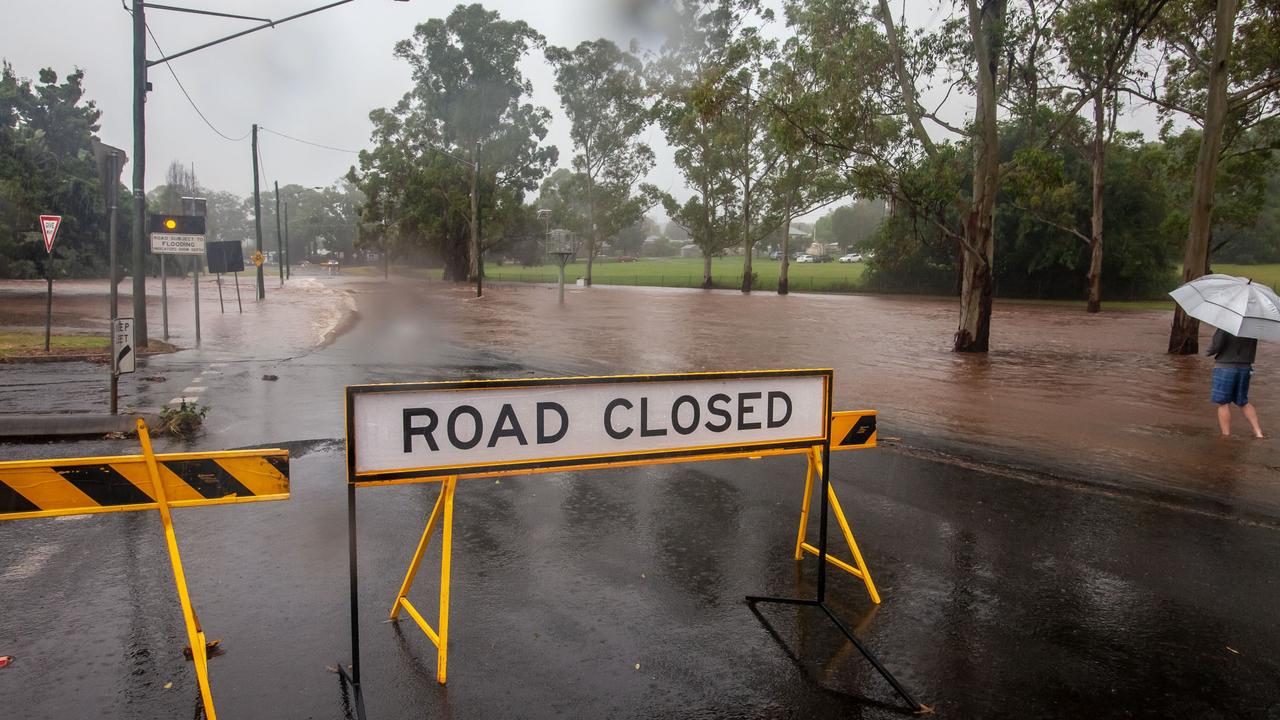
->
[1129, 0, 1280, 353]
[350, 4, 556, 283]
[546, 40, 655, 286]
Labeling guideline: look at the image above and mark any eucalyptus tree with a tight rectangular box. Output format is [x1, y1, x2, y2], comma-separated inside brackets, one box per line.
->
[1004, 0, 1167, 313]
[546, 39, 655, 285]
[349, 4, 557, 283]
[651, 0, 743, 288]
[1127, 0, 1280, 353]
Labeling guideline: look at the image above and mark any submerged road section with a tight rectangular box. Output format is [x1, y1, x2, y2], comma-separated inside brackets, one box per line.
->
[2, 277, 1278, 718]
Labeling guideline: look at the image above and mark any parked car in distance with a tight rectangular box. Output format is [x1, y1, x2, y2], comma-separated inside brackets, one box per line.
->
[839, 253, 863, 263]
[814, 254, 833, 262]
[618, 255, 638, 262]
[770, 250, 782, 260]
[795, 254, 815, 263]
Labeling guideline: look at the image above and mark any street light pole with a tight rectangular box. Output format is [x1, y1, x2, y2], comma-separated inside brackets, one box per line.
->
[275, 181, 285, 286]
[131, 0, 149, 347]
[252, 124, 264, 299]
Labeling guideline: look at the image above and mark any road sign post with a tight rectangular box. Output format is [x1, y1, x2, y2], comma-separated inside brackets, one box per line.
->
[38, 215, 62, 353]
[339, 370, 920, 714]
[150, 213, 206, 346]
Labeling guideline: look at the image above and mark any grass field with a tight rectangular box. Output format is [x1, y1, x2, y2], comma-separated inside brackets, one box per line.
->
[486, 256, 868, 292]
[352, 258, 1280, 313]
[0, 331, 108, 358]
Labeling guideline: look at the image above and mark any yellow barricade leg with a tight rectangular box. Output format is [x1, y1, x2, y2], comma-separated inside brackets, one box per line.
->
[793, 447, 817, 561]
[136, 420, 218, 720]
[387, 476, 457, 685]
[793, 445, 881, 604]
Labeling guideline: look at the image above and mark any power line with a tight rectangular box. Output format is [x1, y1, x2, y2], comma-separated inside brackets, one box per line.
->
[144, 23, 251, 143]
[259, 126, 360, 154]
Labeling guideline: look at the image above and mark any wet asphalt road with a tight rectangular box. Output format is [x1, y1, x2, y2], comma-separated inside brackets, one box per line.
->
[3, 277, 1280, 719]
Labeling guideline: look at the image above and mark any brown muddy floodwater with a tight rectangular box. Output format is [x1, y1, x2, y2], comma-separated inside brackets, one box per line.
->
[426, 281, 1280, 518]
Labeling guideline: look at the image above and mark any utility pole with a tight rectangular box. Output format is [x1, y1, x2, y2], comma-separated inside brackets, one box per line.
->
[108, 150, 121, 413]
[252, 124, 265, 299]
[275, 181, 285, 286]
[131, 0, 149, 347]
[283, 201, 291, 280]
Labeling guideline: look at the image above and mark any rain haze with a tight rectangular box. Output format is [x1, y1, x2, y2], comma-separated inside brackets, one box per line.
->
[3, 2, 1279, 720]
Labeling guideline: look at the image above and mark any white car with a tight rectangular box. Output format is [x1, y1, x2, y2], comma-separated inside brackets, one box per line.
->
[839, 253, 863, 263]
[794, 254, 815, 263]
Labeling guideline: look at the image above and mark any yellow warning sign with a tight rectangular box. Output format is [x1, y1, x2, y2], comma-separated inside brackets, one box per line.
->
[0, 448, 289, 520]
[830, 410, 876, 451]
[252, 250, 265, 267]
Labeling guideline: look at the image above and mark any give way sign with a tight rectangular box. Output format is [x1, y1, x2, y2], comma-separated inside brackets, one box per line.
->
[39, 215, 61, 253]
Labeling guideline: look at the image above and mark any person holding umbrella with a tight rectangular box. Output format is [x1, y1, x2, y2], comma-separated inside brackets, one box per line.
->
[1205, 328, 1263, 437]
[1170, 274, 1278, 437]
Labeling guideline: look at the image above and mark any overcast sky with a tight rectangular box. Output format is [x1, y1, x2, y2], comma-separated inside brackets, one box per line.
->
[4, 1, 1159, 225]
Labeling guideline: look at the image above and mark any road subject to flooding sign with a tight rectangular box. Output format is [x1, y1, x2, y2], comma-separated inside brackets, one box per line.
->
[346, 370, 830, 483]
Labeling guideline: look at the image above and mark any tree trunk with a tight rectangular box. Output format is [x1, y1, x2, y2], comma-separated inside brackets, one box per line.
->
[702, 251, 713, 289]
[443, 226, 470, 281]
[741, 172, 753, 293]
[467, 143, 480, 283]
[1087, 88, 1106, 314]
[778, 183, 793, 296]
[1169, 0, 1238, 354]
[585, 172, 596, 287]
[954, 0, 1004, 353]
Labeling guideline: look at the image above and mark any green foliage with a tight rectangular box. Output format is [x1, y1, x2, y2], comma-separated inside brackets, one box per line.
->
[0, 64, 116, 279]
[158, 400, 209, 440]
[348, 3, 557, 280]
[814, 200, 887, 250]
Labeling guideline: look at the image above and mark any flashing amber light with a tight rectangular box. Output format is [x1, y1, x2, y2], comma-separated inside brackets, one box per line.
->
[164, 218, 177, 230]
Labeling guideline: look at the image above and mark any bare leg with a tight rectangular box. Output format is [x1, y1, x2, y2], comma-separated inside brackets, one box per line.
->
[1241, 403, 1264, 438]
[1218, 404, 1231, 436]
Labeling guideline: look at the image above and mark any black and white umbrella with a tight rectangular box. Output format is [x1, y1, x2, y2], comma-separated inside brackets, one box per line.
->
[1169, 274, 1280, 341]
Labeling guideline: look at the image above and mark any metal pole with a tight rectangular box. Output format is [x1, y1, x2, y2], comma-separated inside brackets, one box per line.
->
[252, 124, 265, 300]
[558, 263, 565, 305]
[109, 150, 119, 415]
[347, 483, 362, 686]
[217, 274, 224, 313]
[161, 256, 169, 340]
[275, 181, 284, 286]
[472, 140, 482, 298]
[193, 257, 201, 346]
[131, 0, 149, 347]
[234, 272, 243, 313]
[44, 272, 52, 352]
[283, 201, 290, 280]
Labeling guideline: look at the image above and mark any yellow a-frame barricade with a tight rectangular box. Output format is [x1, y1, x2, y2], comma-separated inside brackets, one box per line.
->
[384, 409, 882, 686]
[0, 419, 291, 720]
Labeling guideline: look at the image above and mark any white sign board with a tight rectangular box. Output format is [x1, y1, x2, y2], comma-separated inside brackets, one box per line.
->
[150, 233, 206, 255]
[112, 317, 135, 374]
[346, 371, 830, 483]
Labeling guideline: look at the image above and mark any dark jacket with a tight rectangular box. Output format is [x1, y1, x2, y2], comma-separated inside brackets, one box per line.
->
[1206, 329, 1257, 366]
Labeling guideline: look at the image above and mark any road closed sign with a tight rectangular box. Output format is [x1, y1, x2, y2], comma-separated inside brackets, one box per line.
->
[346, 370, 831, 484]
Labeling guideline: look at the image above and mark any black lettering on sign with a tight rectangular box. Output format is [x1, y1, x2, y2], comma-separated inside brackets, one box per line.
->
[403, 408, 439, 452]
[640, 397, 667, 437]
[447, 405, 483, 450]
[671, 395, 700, 435]
[766, 391, 792, 429]
[605, 398, 633, 439]
[738, 392, 762, 430]
[487, 403, 528, 448]
[537, 402, 568, 444]
[705, 393, 732, 432]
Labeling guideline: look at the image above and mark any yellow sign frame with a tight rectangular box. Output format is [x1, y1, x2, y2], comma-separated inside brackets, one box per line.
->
[0, 420, 291, 720]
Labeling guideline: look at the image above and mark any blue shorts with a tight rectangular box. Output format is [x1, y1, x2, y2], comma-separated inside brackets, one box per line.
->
[1211, 366, 1252, 406]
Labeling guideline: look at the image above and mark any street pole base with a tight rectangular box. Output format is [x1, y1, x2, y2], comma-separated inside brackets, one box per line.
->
[335, 663, 367, 720]
[746, 595, 926, 714]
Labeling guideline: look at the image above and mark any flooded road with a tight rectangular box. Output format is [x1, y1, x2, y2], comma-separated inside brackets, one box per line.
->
[429, 281, 1280, 520]
[3, 275, 1280, 719]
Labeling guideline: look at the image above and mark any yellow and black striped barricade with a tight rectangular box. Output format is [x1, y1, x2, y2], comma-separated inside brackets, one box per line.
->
[340, 370, 922, 715]
[0, 420, 290, 720]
